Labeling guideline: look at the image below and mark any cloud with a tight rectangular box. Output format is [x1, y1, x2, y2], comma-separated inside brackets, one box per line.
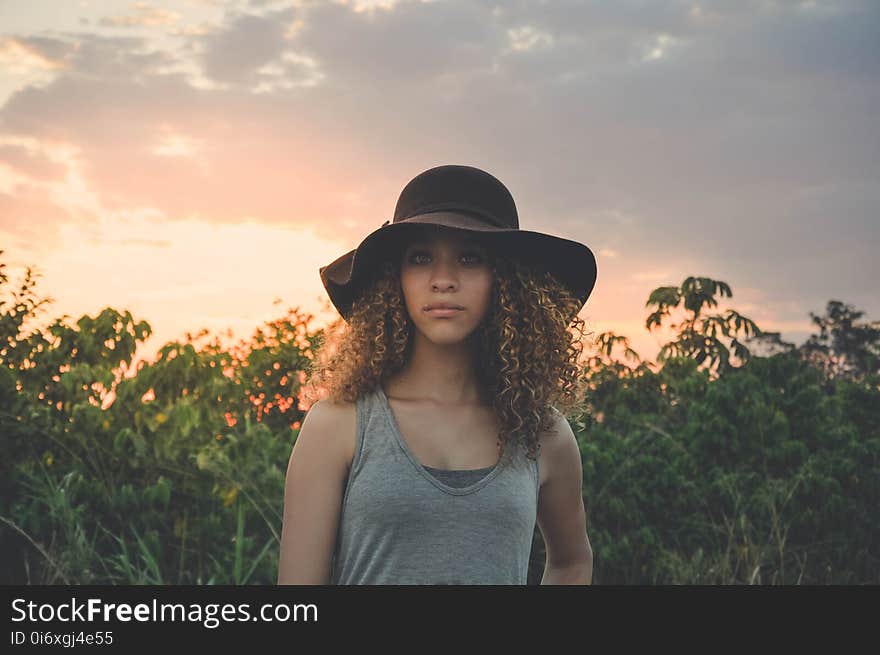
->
[0, 0, 876, 322]
[291, 0, 500, 85]
[0, 136, 98, 247]
[99, 2, 182, 28]
[0, 187, 76, 246]
[0, 35, 73, 73]
[198, 6, 297, 85]
[0, 143, 67, 182]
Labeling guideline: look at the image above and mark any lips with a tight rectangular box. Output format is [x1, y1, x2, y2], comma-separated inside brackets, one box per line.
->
[425, 307, 463, 318]
[423, 302, 464, 318]
[424, 303, 464, 311]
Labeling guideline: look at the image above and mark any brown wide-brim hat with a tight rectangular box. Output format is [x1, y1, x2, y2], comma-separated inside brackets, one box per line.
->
[319, 165, 598, 323]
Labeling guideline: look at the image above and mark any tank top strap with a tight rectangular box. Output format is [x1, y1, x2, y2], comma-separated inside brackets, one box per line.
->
[350, 384, 397, 478]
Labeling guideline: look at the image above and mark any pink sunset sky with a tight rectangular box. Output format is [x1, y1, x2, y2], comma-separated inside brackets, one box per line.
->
[1, 0, 877, 372]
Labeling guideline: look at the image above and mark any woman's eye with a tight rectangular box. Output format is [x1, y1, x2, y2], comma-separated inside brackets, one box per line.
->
[408, 251, 483, 264]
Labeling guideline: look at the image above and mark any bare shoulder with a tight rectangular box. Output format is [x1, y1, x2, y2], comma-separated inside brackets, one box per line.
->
[537, 408, 579, 490]
[278, 395, 357, 584]
[300, 396, 358, 473]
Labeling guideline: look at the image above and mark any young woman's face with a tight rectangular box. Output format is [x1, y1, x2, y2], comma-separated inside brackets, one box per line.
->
[399, 229, 493, 346]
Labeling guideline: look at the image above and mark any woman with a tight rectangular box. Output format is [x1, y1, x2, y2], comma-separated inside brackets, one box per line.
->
[277, 165, 598, 585]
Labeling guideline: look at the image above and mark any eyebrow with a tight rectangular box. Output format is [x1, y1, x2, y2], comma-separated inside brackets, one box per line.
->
[405, 239, 486, 249]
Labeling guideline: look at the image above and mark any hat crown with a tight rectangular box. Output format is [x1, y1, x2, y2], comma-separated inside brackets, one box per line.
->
[392, 165, 519, 229]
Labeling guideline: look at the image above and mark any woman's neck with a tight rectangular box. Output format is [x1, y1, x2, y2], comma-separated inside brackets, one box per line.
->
[384, 333, 486, 406]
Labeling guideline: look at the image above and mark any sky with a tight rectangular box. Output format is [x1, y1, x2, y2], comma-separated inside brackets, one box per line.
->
[1, 0, 878, 372]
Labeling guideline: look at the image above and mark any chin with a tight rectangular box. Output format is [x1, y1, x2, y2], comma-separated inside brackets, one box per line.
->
[428, 334, 472, 347]
[416, 323, 478, 345]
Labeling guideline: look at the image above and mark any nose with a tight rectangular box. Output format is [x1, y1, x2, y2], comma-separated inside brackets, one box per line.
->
[429, 254, 460, 291]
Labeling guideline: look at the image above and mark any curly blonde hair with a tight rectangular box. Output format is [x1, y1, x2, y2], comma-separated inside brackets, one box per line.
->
[301, 232, 591, 461]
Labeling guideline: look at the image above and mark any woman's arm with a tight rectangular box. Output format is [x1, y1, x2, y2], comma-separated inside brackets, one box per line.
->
[277, 399, 352, 585]
[537, 413, 593, 585]
[541, 554, 593, 584]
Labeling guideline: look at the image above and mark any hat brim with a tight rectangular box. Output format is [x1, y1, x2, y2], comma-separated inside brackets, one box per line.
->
[320, 212, 597, 323]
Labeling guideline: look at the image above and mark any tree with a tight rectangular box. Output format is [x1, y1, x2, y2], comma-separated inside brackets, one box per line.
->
[645, 276, 762, 378]
[798, 300, 880, 385]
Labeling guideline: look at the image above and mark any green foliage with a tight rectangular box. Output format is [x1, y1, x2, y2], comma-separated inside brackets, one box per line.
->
[799, 300, 880, 384]
[570, 290, 879, 583]
[2, 252, 877, 584]
[646, 276, 762, 377]
[0, 253, 313, 584]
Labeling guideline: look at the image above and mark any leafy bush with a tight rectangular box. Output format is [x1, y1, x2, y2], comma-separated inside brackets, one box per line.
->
[2, 257, 877, 584]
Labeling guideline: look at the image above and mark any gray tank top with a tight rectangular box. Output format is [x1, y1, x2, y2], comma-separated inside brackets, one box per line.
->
[329, 383, 540, 585]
